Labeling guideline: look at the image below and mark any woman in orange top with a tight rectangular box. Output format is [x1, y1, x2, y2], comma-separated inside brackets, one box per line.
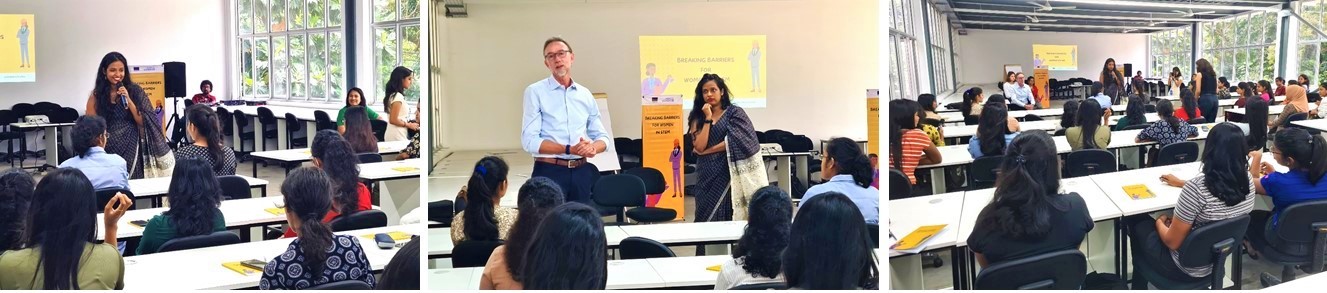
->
[283, 130, 372, 237]
[480, 177, 566, 290]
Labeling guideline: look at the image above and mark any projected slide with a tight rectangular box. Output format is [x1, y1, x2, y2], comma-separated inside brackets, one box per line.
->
[640, 35, 766, 108]
[1032, 44, 1077, 71]
[0, 14, 33, 82]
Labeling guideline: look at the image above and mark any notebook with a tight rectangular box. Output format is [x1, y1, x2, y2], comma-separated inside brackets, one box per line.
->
[265, 207, 286, 215]
[1122, 184, 1155, 200]
[892, 224, 948, 254]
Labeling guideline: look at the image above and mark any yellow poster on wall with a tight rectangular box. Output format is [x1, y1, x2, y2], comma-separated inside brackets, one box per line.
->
[867, 89, 879, 157]
[0, 14, 35, 82]
[130, 64, 165, 110]
[642, 95, 686, 221]
[639, 35, 767, 108]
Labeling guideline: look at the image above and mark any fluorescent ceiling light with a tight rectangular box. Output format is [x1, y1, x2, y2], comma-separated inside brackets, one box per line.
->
[1047, 0, 1277, 11]
[953, 8, 1214, 22]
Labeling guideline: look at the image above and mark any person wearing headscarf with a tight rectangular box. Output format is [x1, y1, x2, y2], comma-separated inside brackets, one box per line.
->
[1270, 84, 1310, 134]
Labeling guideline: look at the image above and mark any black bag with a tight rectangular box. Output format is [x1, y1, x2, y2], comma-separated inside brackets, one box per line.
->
[1082, 272, 1127, 290]
[427, 200, 455, 226]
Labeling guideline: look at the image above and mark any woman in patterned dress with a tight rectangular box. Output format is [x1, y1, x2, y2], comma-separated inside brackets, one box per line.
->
[688, 74, 763, 223]
[84, 52, 170, 179]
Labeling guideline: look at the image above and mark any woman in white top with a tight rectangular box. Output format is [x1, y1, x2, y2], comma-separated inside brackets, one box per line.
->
[1001, 71, 1017, 98]
[382, 66, 419, 141]
[715, 186, 791, 289]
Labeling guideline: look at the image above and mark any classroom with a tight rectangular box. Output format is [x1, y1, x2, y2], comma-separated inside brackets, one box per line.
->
[889, 0, 1327, 290]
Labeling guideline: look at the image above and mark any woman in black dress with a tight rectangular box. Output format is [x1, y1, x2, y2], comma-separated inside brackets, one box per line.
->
[85, 52, 170, 179]
[688, 74, 763, 223]
[1100, 58, 1125, 104]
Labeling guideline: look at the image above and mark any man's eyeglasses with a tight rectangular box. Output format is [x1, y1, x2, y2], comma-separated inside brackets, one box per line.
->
[545, 50, 571, 61]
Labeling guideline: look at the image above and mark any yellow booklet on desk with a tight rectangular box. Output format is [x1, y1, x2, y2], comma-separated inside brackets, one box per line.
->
[265, 207, 286, 215]
[1122, 184, 1155, 200]
[392, 166, 419, 172]
[221, 261, 263, 276]
[707, 265, 722, 272]
[893, 224, 947, 254]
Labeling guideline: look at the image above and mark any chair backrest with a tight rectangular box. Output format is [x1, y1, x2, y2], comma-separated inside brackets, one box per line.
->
[94, 188, 136, 212]
[0, 110, 15, 125]
[12, 103, 34, 116]
[763, 129, 793, 144]
[728, 282, 788, 290]
[920, 118, 944, 128]
[888, 169, 912, 200]
[357, 153, 382, 164]
[427, 200, 455, 226]
[1023, 114, 1044, 121]
[314, 110, 335, 131]
[216, 175, 252, 200]
[371, 120, 387, 141]
[1188, 117, 1208, 124]
[778, 135, 814, 153]
[232, 110, 249, 128]
[1053, 128, 1066, 136]
[184, 99, 195, 108]
[619, 236, 676, 260]
[968, 156, 1004, 190]
[329, 209, 388, 232]
[33, 102, 59, 115]
[623, 167, 668, 195]
[256, 107, 277, 124]
[1066, 149, 1117, 178]
[1287, 113, 1310, 124]
[1145, 104, 1157, 113]
[1271, 200, 1327, 244]
[156, 231, 242, 253]
[868, 223, 880, 248]
[59, 107, 80, 123]
[216, 107, 233, 134]
[593, 174, 647, 208]
[307, 280, 373, 290]
[1156, 141, 1199, 166]
[1174, 215, 1250, 289]
[284, 113, 301, 132]
[451, 240, 504, 268]
[1122, 123, 1151, 131]
[974, 249, 1087, 290]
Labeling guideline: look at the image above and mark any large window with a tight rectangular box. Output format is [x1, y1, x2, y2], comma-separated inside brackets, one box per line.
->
[236, 0, 345, 102]
[1148, 27, 1192, 79]
[927, 2, 955, 94]
[1200, 11, 1277, 84]
[1297, 0, 1327, 88]
[889, 0, 920, 100]
[374, 0, 422, 103]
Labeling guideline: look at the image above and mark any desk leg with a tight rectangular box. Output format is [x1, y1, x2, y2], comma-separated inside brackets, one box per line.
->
[795, 156, 809, 188]
[44, 126, 57, 169]
[1117, 218, 1127, 278]
[276, 119, 288, 150]
[252, 159, 259, 178]
[254, 116, 265, 151]
[777, 157, 792, 195]
[232, 119, 241, 148]
[952, 247, 966, 290]
[889, 254, 925, 289]
[930, 168, 946, 194]
[306, 121, 317, 146]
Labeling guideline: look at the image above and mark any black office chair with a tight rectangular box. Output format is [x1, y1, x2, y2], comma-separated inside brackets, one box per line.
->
[216, 107, 233, 140]
[1145, 104, 1157, 113]
[1133, 215, 1249, 290]
[1023, 114, 1044, 121]
[256, 107, 279, 151]
[452, 240, 504, 268]
[217, 175, 252, 200]
[329, 209, 388, 232]
[888, 169, 912, 200]
[94, 188, 136, 212]
[1154, 141, 1199, 167]
[232, 110, 255, 157]
[357, 153, 382, 164]
[183, 99, 195, 108]
[155, 231, 242, 253]
[1286, 113, 1319, 135]
[620, 168, 679, 223]
[729, 282, 788, 290]
[967, 156, 1003, 190]
[1053, 128, 1066, 136]
[1188, 117, 1207, 124]
[307, 280, 373, 290]
[619, 236, 676, 260]
[868, 223, 880, 248]
[284, 113, 306, 149]
[0, 110, 24, 167]
[920, 118, 944, 128]
[1066, 149, 1117, 178]
[1251, 200, 1327, 287]
[974, 249, 1086, 290]
[314, 110, 336, 132]
[371, 120, 387, 142]
[1122, 123, 1151, 131]
[592, 174, 648, 225]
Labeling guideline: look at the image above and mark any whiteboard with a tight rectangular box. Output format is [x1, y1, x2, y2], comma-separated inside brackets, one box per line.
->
[589, 93, 622, 172]
[1003, 64, 1024, 76]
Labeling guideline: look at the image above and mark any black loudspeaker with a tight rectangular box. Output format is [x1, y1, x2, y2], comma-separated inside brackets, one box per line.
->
[164, 62, 187, 97]
[1123, 63, 1133, 76]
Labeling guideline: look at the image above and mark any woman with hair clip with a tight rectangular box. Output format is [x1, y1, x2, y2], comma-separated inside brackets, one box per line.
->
[716, 186, 791, 289]
[177, 104, 238, 175]
[382, 66, 420, 141]
[0, 169, 34, 251]
[1270, 84, 1310, 134]
[520, 203, 608, 290]
[481, 177, 565, 290]
[1126, 123, 1254, 289]
[1244, 127, 1327, 259]
[260, 167, 374, 290]
[136, 158, 225, 254]
[1245, 98, 1270, 152]
[341, 107, 381, 153]
[1113, 97, 1148, 131]
[783, 192, 879, 289]
[84, 52, 172, 179]
[59, 115, 129, 190]
[1175, 89, 1203, 122]
[281, 130, 372, 238]
[960, 87, 985, 125]
[337, 87, 381, 133]
[1067, 99, 1110, 151]
[802, 137, 879, 224]
[689, 73, 765, 222]
[0, 168, 132, 289]
[452, 156, 518, 244]
[968, 130, 1093, 267]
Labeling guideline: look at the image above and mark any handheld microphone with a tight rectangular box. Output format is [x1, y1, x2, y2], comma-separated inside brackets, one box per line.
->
[116, 82, 128, 109]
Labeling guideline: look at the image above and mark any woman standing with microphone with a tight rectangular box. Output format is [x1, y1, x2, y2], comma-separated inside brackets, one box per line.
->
[84, 52, 171, 179]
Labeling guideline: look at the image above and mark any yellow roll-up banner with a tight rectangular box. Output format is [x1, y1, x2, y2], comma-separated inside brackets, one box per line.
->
[642, 95, 686, 220]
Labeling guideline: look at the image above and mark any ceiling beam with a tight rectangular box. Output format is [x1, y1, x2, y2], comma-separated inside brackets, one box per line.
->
[1047, 0, 1278, 12]
[951, 1, 1233, 16]
[953, 8, 1216, 22]
[960, 20, 1165, 30]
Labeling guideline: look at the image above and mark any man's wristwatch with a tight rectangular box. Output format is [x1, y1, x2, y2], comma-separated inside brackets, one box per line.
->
[704, 119, 714, 125]
[565, 144, 572, 155]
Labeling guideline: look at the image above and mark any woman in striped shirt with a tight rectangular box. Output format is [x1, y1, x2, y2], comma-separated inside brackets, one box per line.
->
[888, 99, 942, 186]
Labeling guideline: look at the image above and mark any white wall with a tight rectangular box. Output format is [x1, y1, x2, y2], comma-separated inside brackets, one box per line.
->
[956, 29, 1147, 85]
[438, 0, 879, 151]
[0, 0, 227, 114]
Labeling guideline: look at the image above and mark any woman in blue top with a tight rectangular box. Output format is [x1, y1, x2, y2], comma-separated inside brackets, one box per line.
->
[801, 137, 879, 224]
[1245, 127, 1327, 259]
[969, 101, 1020, 159]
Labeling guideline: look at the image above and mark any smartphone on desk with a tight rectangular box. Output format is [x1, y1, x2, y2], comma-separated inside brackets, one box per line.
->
[129, 220, 149, 227]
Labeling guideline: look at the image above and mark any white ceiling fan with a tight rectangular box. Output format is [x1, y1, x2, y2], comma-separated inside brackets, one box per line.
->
[1027, 0, 1074, 12]
[1024, 25, 1042, 31]
[1026, 15, 1058, 23]
[1173, 9, 1216, 18]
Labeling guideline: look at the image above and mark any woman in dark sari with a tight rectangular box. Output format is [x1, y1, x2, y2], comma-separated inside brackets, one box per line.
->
[688, 73, 764, 223]
[84, 52, 171, 179]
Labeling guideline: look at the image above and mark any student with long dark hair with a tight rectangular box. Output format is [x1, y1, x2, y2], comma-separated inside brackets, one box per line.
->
[1275, 77, 1288, 96]
[136, 158, 225, 254]
[481, 177, 565, 290]
[59, 115, 129, 190]
[281, 130, 372, 238]
[260, 167, 374, 289]
[783, 192, 879, 289]
[1246, 98, 1270, 152]
[1175, 88, 1203, 122]
[376, 236, 420, 290]
[0, 168, 132, 289]
[1235, 82, 1255, 108]
[337, 87, 381, 133]
[889, 99, 942, 185]
[1125, 123, 1254, 288]
[1169, 67, 1183, 95]
[178, 104, 237, 175]
[968, 130, 1093, 267]
[1101, 58, 1125, 103]
[1060, 100, 1080, 130]
[717, 186, 791, 289]
[916, 94, 946, 147]
[1217, 76, 1231, 99]
[382, 66, 419, 141]
[1194, 59, 1219, 122]
[918, 94, 942, 120]
[1258, 80, 1273, 103]
[84, 52, 170, 179]
[1137, 100, 1199, 147]
[0, 170, 34, 251]
[961, 87, 985, 125]
[341, 106, 381, 153]
[452, 156, 517, 244]
[1113, 97, 1149, 131]
[1067, 99, 1110, 151]
[969, 102, 1019, 159]
[520, 203, 608, 290]
[1245, 128, 1327, 259]
[802, 138, 879, 223]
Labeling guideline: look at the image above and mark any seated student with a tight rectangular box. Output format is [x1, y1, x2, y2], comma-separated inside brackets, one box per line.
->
[968, 102, 1020, 159]
[397, 104, 422, 160]
[916, 94, 945, 147]
[783, 192, 879, 290]
[59, 116, 128, 190]
[452, 156, 518, 244]
[888, 99, 942, 185]
[337, 87, 382, 133]
[1234, 82, 1255, 108]
[342, 106, 382, 154]
[869, 154, 880, 189]
[376, 235, 421, 290]
[282, 130, 373, 238]
[1175, 89, 1203, 122]
[918, 94, 943, 121]
[1274, 77, 1287, 96]
[1126, 123, 1254, 289]
[0, 170, 34, 251]
[1216, 77, 1231, 99]
[968, 130, 1094, 267]
[1136, 100, 1199, 147]
[1060, 100, 1080, 131]
[136, 158, 226, 255]
[177, 104, 238, 175]
[521, 203, 608, 290]
[1113, 97, 1149, 131]
[1066, 99, 1110, 151]
[960, 87, 985, 125]
[1270, 84, 1310, 134]
[481, 177, 565, 290]
[260, 167, 375, 290]
[802, 138, 879, 224]
[0, 168, 132, 289]
[1088, 82, 1114, 116]
[1246, 128, 1327, 259]
[1258, 80, 1273, 103]
[716, 186, 791, 289]
[1245, 98, 1270, 152]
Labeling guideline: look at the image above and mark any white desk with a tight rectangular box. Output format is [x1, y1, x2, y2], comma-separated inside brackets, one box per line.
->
[248, 140, 409, 177]
[98, 196, 288, 240]
[762, 151, 815, 196]
[122, 225, 421, 290]
[945, 120, 1061, 139]
[1226, 103, 1318, 116]
[8, 122, 74, 170]
[427, 267, 482, 290]
[1291, 118, 1327, 132]
[128, 175, 269, 207]
[1089, 163, 1200, 217]
[359, 158, 423, 181]
[427, 175, 523, 209]
[618, 220, 746, 247]
[889, 192, 966, 292]
[428, 225, 633, 259]
[645, 255, 732, 288]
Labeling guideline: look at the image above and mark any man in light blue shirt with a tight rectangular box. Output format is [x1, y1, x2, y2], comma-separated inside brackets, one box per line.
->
[522, 37, 610, 204]
[1088, 81, 1115, 120]
[1007, 73, 1037, 110]
[58, 116, 129, 191]
[799, 138, 879, 224]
